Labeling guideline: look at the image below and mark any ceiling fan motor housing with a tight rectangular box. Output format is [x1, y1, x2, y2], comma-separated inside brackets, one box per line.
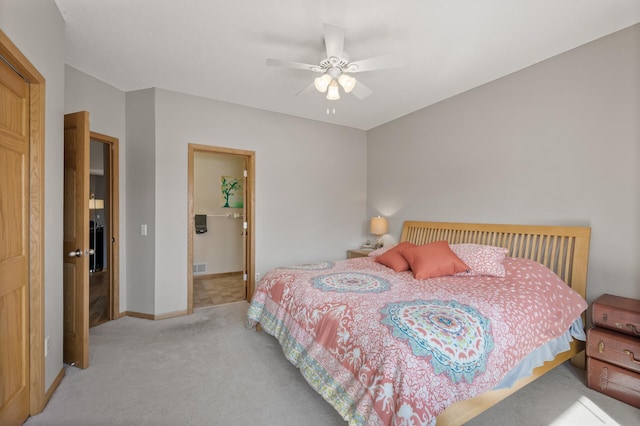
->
[320, 54, 350, 70]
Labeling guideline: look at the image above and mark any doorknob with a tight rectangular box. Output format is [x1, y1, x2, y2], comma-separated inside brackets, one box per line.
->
[67, 249, 83, 257]
[86, 249, 95, 256]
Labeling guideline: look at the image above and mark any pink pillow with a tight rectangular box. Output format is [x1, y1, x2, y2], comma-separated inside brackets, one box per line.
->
[375, 242, 415, 272]
[402, 240, 469, 280]
[450, 244, 508, 277]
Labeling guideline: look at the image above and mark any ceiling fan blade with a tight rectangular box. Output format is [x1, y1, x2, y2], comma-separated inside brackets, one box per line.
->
[323, 23, 346, 59]
[351, 80, 373, 100]
[295, 82, 316, 97]
[266, 58, 323, 72]
[346, 55, 400, 73]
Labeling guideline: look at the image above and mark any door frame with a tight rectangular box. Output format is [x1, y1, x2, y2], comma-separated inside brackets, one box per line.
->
[90, 131, 120, 319]
[187, 144, 255, 313]
[0, 30, 46, 414]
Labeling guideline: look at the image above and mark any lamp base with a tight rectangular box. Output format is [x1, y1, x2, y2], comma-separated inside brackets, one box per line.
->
[375, 237, 384, 249]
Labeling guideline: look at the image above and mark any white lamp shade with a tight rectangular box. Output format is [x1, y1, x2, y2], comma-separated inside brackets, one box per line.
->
[370, 216, 388, 236]
[326, 80, 340, 100]
[313, 74, 332, 93]
[89, 199, 104, 210]
[338, 74, 356, 93]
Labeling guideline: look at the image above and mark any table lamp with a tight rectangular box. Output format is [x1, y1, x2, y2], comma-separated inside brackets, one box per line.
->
[370, 216, 388, 249]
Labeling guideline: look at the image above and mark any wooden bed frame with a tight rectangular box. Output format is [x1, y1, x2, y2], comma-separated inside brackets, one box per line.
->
[399, 221, 591, 425]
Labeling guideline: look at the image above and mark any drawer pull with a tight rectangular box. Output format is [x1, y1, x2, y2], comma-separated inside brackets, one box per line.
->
[627, 323, 640, 335]
[598, 340, 605, 353]
[599, 366, 609, 390]
[624, 349, 640, 365]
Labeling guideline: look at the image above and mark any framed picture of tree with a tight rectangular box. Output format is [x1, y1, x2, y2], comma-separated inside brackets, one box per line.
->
[220, 176, 243, 208]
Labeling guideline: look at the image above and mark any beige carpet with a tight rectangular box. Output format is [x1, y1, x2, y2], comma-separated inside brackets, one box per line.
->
[25, 302, 639, 425]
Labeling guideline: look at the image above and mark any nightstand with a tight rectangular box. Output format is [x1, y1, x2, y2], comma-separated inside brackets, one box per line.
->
[347, 249, 373, 259]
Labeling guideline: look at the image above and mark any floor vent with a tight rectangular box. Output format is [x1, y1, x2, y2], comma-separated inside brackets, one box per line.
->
[193, 263, 207, 274]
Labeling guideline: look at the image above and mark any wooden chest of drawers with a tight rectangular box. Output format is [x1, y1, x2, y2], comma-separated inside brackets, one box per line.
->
[586, 294, 640, 408]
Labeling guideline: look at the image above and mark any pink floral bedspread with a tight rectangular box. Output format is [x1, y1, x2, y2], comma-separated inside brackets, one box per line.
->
[247, 257, 587, 425]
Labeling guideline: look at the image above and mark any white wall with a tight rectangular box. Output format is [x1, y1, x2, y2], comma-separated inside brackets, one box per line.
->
[153, 89, 367, 314]
[367, 23, 640, 302]
[0, 0, 65, 390]
[64, 65, 128, 311]
[194, 152, 245, 275]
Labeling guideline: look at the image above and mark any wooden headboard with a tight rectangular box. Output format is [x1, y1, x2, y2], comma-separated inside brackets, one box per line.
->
[400, 221, 591, 299]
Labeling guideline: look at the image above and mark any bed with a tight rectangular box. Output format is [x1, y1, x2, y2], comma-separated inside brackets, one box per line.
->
[247, 221, 591, 425]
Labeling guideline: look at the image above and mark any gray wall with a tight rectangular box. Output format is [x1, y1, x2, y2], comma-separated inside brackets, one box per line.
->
[125, 89, 157, 314]
[153, 89, 367, 314]
[64, 65, 128, 310]
[367, 23, 640, 301]
[65, 79, 368, 317]
[0, 0, 65, 389]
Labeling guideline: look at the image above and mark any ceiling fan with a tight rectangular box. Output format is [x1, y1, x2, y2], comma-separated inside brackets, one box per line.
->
[266, 23, 397, 101]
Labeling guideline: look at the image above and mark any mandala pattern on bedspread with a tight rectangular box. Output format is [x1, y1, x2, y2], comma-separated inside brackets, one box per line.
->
[312, 272, 390, 293]
[247, 257, 588, 426]
[380, 299, 493, 383]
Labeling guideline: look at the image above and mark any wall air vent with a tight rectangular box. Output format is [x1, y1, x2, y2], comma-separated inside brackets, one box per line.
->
[192, 263, 207, 274]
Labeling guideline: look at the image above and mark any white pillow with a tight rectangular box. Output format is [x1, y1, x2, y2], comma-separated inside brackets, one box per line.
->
[450, 244, 508, 277]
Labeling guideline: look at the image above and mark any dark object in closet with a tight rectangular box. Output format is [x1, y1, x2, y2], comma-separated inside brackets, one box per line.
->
[195, 214, 208, 234]
[89, 220, 104, 271]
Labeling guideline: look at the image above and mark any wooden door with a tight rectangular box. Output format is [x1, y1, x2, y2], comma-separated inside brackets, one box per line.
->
[0, 56, 30, 425]
[63, 112, 90, 368]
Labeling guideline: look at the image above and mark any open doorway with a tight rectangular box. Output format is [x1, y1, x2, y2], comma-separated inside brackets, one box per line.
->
[88, 133, 120, 326]
[187, 144, 255, 314]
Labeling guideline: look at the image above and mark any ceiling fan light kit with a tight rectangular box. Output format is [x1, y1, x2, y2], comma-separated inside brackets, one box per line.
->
[313, 73, 332, 93]
[267, 23, 398, 101]
[314, 66, 357, 99]
[326, 80, 341, 100]
[338, 74, 356, 93]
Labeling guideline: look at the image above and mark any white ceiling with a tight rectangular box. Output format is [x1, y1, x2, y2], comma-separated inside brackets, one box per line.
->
[55, 0, 640, 130]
